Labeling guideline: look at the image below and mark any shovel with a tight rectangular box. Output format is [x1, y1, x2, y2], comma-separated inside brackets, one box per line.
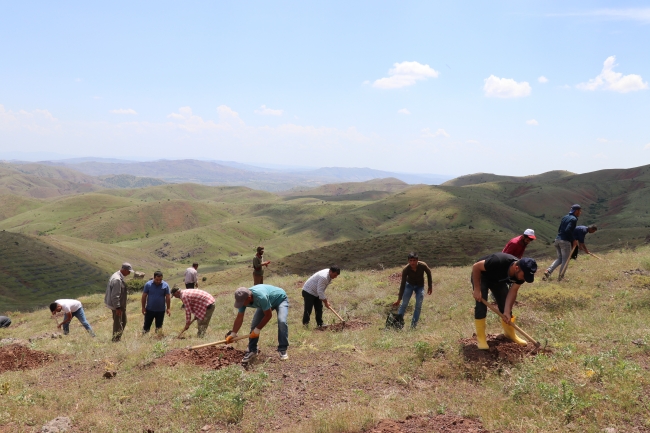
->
[189, 334, 249, 350]
[558, 245, 577, 279]
[588, 252, 603, 260]
[177, 318, 197, 339]
[481, 299, 540, 347]
[327, 305, 345, 326]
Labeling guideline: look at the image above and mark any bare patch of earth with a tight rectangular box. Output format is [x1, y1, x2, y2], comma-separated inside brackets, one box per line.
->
[315, 320, 370, 332]
[623, 269, 650, 276]
[460, 334, 550, 365]
[156, 345, 246, 369]
[0, 344, 56, 373]
[362, 414, 491, 433]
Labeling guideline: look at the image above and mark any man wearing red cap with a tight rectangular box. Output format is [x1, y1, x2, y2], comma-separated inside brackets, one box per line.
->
[502, 229, 536, 259]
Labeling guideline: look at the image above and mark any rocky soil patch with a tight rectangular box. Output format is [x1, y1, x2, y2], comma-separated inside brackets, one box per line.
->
[362, 414, 491, 433]
[316, 320, 370, 332]
[0, 344, 55, 373]
[157, 345, 246, 369]
[460, 334, 549, 365]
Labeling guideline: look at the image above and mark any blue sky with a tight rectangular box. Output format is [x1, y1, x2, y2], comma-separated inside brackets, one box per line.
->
[1, 1, 649, 176]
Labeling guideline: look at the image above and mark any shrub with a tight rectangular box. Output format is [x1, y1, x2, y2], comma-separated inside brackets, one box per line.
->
[126, 279, 144, 294]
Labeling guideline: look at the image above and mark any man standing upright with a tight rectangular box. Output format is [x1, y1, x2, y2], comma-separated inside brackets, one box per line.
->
[392, 252, 433, 329]
[252, 246, 271, 285]
[301, 266, 341, 328]
[105, 263, 133, 342]
[141, 271, 171, 333]
[544, 204, 581, 281]
[171, 287, 215, 337]
[502, 229, 536, 259]
[184, 263, 199, 288]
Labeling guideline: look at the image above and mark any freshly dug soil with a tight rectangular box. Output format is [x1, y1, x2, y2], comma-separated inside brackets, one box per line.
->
[0, 344, 55, 373]
[316, 320, 370, 332]
[460, 334, 549, 365]
[157, 345, 246, 369]
[363, 415, 490, 433]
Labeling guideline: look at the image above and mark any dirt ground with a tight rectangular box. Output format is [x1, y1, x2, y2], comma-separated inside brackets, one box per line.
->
[460, 334, 550, 365]
[315, 320, 370, 332]
[157, 345, 246, 369]
[0, 344, 56, 373]
[362, 415, 491, 433]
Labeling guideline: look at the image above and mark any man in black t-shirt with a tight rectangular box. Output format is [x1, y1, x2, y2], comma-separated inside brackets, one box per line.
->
[471, 253, 537, 350]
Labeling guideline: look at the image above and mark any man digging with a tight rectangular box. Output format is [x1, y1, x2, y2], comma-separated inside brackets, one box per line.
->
[226, 284, 289, 363]
[571, 224, 598, 260]
[171, 287, 215, 337]
[502, 228, 536, 259]
[471, 253, 537, 349]
[544, 204, 581, 281]
[301, 266, 340, 328]
[49, 299, 96, 337]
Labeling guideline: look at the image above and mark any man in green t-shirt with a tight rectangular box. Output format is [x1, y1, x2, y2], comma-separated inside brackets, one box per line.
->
[226, 284, 289, 363]
[252, 246, 271, 285]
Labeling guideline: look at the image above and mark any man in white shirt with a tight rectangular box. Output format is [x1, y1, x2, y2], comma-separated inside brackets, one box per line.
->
[301, 266, 341, 328]
[49, 299, 95, 337]
[184, 262, 199, 288]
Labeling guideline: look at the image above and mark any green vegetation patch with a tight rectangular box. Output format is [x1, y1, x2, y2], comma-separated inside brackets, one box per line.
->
[521, 286, 592, 311]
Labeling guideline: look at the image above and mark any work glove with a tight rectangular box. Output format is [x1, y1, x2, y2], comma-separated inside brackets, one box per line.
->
[225, 331, 237, 344]
[249, 327, 261, 339]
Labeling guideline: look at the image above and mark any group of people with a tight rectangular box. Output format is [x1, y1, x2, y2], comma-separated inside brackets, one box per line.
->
[45, 203, 598, 355]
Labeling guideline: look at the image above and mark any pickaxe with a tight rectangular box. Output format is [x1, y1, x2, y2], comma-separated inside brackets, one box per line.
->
[189, 334, 248, 350]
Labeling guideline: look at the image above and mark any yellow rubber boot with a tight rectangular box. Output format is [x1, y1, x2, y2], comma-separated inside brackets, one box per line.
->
[474, 318, 489, 350]
[501, 317, 527, 346]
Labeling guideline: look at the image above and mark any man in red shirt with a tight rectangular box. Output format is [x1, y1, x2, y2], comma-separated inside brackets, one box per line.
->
[171, 287, 215, 337]
[502, 229, 536, 259]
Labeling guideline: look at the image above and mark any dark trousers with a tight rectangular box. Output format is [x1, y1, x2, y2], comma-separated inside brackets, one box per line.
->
[471, 275, 509, 320]
[302, 290, 323, 326]
[143, 310, 165, 332]
[185, 283, 196, 289]
[112, 309, 127, 342]
[253, 274, 263, 285]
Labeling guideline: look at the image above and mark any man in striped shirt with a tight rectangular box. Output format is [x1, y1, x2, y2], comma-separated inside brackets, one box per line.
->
[171, 287, 215, 337]
[301, 266, 340, 328]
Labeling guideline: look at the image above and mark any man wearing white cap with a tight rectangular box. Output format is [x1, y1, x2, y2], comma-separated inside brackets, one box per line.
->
[502, 229, 536, 259]
[104, 262, 134, 342]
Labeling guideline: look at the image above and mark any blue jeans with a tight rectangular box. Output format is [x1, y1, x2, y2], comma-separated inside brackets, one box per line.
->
[398, 283, 424, 328]
[248, 299, 289, 353]
[63, 307, 95, 336]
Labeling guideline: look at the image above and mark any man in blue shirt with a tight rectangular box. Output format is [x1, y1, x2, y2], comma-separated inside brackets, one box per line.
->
[571, 225, 598, 259]
[226, 284, 289, 364]
[141, 270, 171, 333]
[544, 204, 581, 282]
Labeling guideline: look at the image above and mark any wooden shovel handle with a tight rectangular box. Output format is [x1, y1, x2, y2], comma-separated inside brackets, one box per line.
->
[327, 305, 345, 322]
[481, 299, 539, 346]
[559, 245, 577, 277]
[189, 334, 248, 350]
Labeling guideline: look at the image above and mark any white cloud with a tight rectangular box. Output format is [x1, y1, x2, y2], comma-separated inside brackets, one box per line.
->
[0, 104, 58, 133]
[254, 105, 283, 116]
[597, 138, 608, 143]
[372, 61, 439, 89]
[466, 139, 479, 144]
[577, 56, 648, 93]
[538, 76, 549, 84]
[565, 151, 580, 157]
[483, 75, 532, 98]
[397, 108, 411, 115]
[421, 128, 449, 138]
[644, 143, 650, 150]
[557, 8, 650, 24]
[526, 119, 539, 126]
[165, 105, 244, 133]
[110, 108, 137, 115]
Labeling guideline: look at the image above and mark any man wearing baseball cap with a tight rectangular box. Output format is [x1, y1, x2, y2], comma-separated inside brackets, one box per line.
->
[226, 284, 289, 363]
[544, 204, 582, 282]
[471, 253, 537, 350]
[502, 229, 537, 259]
[104, 262, 134, 342]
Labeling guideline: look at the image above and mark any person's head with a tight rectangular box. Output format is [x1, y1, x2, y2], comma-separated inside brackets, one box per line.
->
[513, 258, 537, 284]
[49, 302, 61, 314]
[522, 228, 536, 245]
[588, 224, 598, 234]
[329, 266, 341, 279]
[234, 287, 253, 308]
[171, 287, 182, 298]
[120, 262, 134, 276]
[256, 246, 264, 256]
[407, 252, 418, 268]
[192, 262, 199, 269]
[570, 204, 582, 217]
[153, 270, 163, 285]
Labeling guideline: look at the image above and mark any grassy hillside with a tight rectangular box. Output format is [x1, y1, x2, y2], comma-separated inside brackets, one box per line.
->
[1, 247, 649, 432]
[442, 170, 575, 187]
[0, 231, 110, 311]
[281, 177, 411, 197]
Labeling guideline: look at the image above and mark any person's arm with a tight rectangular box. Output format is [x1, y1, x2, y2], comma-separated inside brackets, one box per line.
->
[141, 292, 147, 315]
[110, 279, 124, 315]
[165, 294, 171, 316]
[423, 264, 433, 295]
[317, 278, 330, 308]
[263, 261, 271, 267]
[183, 299, 192, 327]
[579, 242, 590, 254]
[503, 283, 521, 323]
[471, 261, 486, 301]
[393, 268, 408, 306]
[226, 311, 246, 343]
[58, 312, 73, 328]
[566, 218, 578, 248]
[250, 309, 273, 337]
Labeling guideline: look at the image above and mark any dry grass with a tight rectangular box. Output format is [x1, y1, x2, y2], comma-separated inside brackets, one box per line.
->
[1, 248, 650, 432]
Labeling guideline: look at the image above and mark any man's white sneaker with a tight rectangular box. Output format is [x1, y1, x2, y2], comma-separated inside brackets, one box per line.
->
[278, 350, 288, 360]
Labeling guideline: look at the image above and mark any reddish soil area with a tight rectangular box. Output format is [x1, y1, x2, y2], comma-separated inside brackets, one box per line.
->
[0, 344, 55, 373]
[315, 320, 370, 332]
[157, 345, 246, 369]
[363, 415, 490, 433]
[388, 272, 401, 284]
[460, 334, 549, 365]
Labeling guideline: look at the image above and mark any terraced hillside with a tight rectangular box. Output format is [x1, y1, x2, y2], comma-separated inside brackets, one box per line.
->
[0, 231, 110, 311]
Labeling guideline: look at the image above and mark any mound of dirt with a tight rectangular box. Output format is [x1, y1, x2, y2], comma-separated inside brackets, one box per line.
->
[0, 344, 55, 373]
[157, 345, 246, 369]
[460, 334, 549, 365]
[363, 414, 490, 432]
[388, 272, 401, 284]
[316, 321, 369, 332]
